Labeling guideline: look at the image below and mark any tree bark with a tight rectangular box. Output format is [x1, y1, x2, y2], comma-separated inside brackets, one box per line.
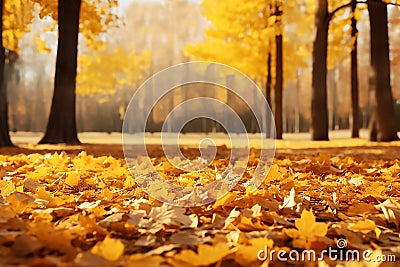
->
[328, 67, 337, 131]
[273, 1, 284, 140]
[350, 0, 360, 138]
[311, 0, 329, 140]
[367, 0, 399, 141]
[275, 34, 283, 140]
[265, 51, 272, 108]
[0, 0, 12, 147]
[39, 0, 82, 144]
[264, 51, 273, 137]
[295, 69, 300, 133]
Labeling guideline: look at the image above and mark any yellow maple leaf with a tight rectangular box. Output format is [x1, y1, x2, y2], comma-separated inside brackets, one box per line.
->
[124, 176, 136, 188]
[348, 219, 381, 238]
[266, 164, 281, 181]
[295, 209, 328, 238]
[26, 167, 49, 181]
[174, 243, 233, 266]
[284, 209, 328, 249]
[65, 172, 80, 187]
[91, 236, 125, 261]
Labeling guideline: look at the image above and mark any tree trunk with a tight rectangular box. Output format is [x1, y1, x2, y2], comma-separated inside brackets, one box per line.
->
[275, 34, 283, 140]
[311, 0, 329, 140]
[264, 51, 273, 137]
[265, 51, 272, 108]
[0, 0, 12, 147]
[328, 67, 337, 131]
[39, 0, 82, 144]
[350, 0, 360, 138]
[295, 69, 300, 133]
[367, 0, 399, 141]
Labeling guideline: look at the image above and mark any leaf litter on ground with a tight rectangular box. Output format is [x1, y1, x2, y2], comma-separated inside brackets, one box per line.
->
[0, 143, 399, 266]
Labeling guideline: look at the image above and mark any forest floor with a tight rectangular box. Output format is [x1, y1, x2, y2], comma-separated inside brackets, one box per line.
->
[0, 131, 400, 266]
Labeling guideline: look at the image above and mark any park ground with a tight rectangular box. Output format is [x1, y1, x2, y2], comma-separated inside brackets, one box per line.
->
[0, 131, 399, 266]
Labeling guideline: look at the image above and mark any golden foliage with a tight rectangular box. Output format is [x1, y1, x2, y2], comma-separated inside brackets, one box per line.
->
[30, 0, 120, 50]
[185, 0, 313, 83]
[0, 0, 119, 54]
[77, 48, 152, 94]
[3, 0, 35, 52]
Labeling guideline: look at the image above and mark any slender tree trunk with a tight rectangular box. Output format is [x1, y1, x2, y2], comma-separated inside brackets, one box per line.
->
[295, 69, 300, 133]
[367, 0, 399, 141]
[265, 51, 272, 108]
[264, 51, 273, 137]
[0, 0, 12, 147]
[39, 0, 82, 144]
[34, 67, 46, 131]
[328, 67, 337, 131]
[275, 34, 283, 140]
[226, 75, 235, 132]
[311, 0, 329, 140]
[350, 0, 360, 138]
[273, 1, 283, 140]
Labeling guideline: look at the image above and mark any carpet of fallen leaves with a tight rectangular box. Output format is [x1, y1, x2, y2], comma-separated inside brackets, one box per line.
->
[0, 143, 400, 267]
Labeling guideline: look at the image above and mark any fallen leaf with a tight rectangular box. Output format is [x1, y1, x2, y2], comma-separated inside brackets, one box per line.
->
[375, 199, 400, 227]
[1, 181, 15, 197]
[295, 209, 328, 238]
[348, 218, 381, 238]
[149, 204, 192, 227]
[234, 238, 274, 265]
[174, 243, 233, 266]
[279, 188, 297, 209]
[65, 172, 80, 187]
[91, 236, 125, 261]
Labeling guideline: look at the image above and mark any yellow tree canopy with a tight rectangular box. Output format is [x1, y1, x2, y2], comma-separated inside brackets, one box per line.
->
[3, 0, 35, 52]
[2, 0, 119, 53]
[185, 0, 273, 82]
[184, 0, 312, 84]
[31, 0, 119, 50]
[77, 48, 152, 95]
[327, 0, 366, 69]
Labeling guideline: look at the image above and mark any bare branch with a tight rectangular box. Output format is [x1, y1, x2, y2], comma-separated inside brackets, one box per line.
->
[328, 0, 400, 22]
[328, 1, 366, 22]
[386, 1, 400, 7]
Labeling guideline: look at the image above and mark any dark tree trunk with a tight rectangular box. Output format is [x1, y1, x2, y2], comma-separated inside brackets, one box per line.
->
[275, 34, 283, 140]
[328, 67, 337, 131]
[350, 0, 360, 138]
[367, 0, 399, 141]
[265, 51, 273, 137]
[0, 0, 12, 147]
[295, 70, 300, 133]
[265, 51, 272, 108]
[311, 0, 329, 140]
[39, 0, 82, 144]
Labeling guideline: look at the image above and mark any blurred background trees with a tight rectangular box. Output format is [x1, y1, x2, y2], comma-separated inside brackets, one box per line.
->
[0, 0, 399, 145]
